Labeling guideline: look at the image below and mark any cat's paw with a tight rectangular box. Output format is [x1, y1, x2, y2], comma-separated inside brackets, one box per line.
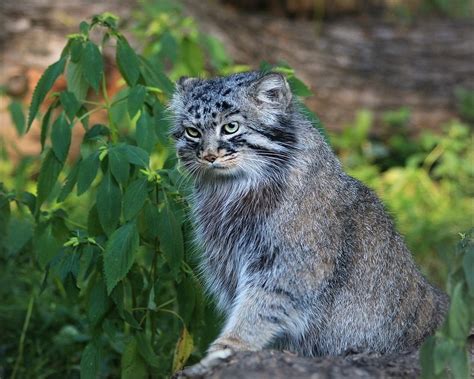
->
[174, 348, 233, 378]
[207, 335, 253, 353]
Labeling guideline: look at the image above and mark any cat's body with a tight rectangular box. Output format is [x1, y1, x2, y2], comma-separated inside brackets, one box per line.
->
[170, 71, 448, 357]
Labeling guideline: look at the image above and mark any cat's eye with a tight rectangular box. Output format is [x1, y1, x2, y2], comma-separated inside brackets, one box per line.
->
[222, 122, 240, 135]
[185, 127, 201, 138]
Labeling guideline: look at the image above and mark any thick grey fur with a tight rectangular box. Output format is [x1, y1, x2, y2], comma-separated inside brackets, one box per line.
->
[169, 71, 449, 357]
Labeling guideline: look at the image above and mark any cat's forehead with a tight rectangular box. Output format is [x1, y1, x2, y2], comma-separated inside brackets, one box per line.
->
[182, 72, 260, 121]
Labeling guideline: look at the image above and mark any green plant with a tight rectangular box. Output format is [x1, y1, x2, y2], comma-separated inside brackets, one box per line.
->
[420, 230, 474, 379]
[2, 12, 219, 379]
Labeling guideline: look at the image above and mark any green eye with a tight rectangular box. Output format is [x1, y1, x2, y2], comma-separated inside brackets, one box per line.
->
[222, 122, 239, 135]
[185, 127, 201, 138]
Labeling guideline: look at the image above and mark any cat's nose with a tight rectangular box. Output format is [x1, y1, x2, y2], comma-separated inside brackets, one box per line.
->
[203, 153, 217, 163]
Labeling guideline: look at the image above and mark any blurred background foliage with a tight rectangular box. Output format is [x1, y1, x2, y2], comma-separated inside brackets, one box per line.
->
[0, 0, 472, 378]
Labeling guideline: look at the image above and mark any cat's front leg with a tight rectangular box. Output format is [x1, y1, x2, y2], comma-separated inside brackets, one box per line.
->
[208, 283, 306, 354]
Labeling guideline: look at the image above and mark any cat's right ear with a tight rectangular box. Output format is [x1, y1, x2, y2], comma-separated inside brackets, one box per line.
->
[176, 76, 199, 92]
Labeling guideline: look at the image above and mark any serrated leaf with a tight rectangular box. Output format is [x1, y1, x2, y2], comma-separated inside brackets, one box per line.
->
[121, 338, 147, 379]
[124, 145, 149, 167]
[36, 149, 64, 210]
[123, 178, 148, 221]
[87, 275, 110, 325]
[116, 38, 140, 86]
[104, 221, 139, 294]
[66, 61, 89, 101]
[8, 101, 25, 135]
[158, 199, 183, 275]
[96, 170, 121, 235]
[172, 327, 193, 373]
[28, 57, 66, 129]
[109, 147, 130, 186]
[60, 91, 81, 121]
[127, 85, 146, 118]
[34, 223, 61, 267]
[51, 114, 71, 162]
[82, 41, 103, 92]
[58, 159, 80, 202]
[80, 340, 101, 379]
[77, 152, 100, 195]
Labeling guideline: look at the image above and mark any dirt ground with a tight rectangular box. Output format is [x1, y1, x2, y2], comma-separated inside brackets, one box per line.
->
[1, 0, 473, 160]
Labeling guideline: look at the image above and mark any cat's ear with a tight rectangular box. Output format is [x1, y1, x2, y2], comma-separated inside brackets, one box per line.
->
[251, 73, 292, 110]
[176, 76, 199, 92]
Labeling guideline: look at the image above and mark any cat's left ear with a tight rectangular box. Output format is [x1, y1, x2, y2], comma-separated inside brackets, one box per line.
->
[251, 73, 292, 110]
[176, 76, 199, 92]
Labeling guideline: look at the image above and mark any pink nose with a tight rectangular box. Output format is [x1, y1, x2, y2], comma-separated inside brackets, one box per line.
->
[203, 153, 217, 163]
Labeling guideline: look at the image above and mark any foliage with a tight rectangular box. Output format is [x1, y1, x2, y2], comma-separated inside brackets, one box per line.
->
[1, 10, 225, 379]
[1, 2, 473, 379]
[420, 230, 474, 379]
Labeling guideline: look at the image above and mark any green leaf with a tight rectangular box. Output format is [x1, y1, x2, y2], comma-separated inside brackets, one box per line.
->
[80, 340, 101, 379]
[28, 57, 66, 130]
[116, 38, 140, 87]
[60, 91, 81, 121]
[66, 61, 89, 101]
[123, 178, 148, 221]
[127, 85, 146, 118]
[138, 56, 174, 97]
[40, 103, 55, 152]
[158, 198, 184, 275]
[104, 221, 139, 294]
[177, 275, 196, 326]
[77, 152, 100, 195]
[70, 38, 84, 63]
[182, 38, 204, 76]
[109, 147, 130, 186]
[79, 21, 90, 36]
[462, 241, 474, 296]
[433, 339, 455, 374]
[153, 101, 171, 145]
[135, 333, 160, 368]
[124, 145, 149, 167]
[36, 149, 64, 210]
[121, 338, 147, 379]
[136, 111, 157, 153]
[84, 124, 110, 141]
[287, 76, 313, 97]
[172, 327, 193, 373]
[34, 223, 61, 267]
[448, 347, 469, 379]
[51, 114, 71, 162]
[82, 41, 104, 92]
[87, 275, 110, 325]
[448, 283, 470, 340]
[8, 101, 25, 135]
[96, 170, 122, 235]
[58, 159, 80, 202]
[6, 216, 33, 256]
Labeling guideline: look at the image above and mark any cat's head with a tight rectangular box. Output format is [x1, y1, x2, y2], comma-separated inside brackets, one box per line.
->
[169, 71, 298, 183]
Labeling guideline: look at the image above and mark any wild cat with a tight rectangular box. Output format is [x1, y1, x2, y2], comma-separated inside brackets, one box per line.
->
[169, 71, 448, 362]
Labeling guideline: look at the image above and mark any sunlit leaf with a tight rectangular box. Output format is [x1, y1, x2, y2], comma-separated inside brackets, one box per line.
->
[172, 327, 193, 373]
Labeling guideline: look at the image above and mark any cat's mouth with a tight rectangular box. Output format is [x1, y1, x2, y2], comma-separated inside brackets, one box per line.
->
[199, 157, 239, 173]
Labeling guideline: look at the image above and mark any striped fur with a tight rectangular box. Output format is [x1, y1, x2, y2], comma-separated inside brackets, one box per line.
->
[169, 71, 449, 357]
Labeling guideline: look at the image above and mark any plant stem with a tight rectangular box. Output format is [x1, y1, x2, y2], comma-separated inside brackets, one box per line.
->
[11, 291, 35, 379]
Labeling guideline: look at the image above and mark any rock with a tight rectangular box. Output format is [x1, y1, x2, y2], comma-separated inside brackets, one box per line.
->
[175, 349, 421, 379]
